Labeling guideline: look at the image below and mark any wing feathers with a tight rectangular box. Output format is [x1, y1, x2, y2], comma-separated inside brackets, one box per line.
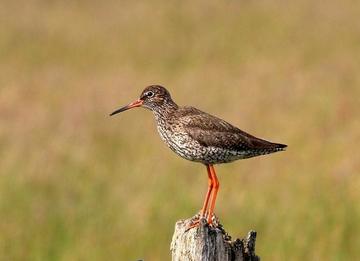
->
[175, 107, 283, 151]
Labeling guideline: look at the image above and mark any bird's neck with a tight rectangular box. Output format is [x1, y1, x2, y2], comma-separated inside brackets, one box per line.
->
[153, 100, 179, 121]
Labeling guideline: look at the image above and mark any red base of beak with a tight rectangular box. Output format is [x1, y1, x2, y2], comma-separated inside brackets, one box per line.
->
[110, 99, 143, 116]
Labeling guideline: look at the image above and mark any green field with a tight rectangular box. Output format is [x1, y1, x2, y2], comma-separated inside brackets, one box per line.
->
[1, 0, 359, 260]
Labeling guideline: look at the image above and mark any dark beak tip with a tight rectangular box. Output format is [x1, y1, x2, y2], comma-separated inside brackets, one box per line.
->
[109, 109, 124, 117]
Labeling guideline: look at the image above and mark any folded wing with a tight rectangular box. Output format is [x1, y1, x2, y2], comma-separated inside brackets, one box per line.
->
[178, 107, 286, 151]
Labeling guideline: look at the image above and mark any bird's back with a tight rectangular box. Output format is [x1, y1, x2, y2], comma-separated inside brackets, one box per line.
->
[157, 106, 286, 164]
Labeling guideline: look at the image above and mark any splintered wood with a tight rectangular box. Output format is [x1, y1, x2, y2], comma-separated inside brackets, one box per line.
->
[171, 215, 259, 261]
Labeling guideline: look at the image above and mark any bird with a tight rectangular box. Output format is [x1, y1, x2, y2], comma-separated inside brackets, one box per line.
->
[110, 85, 287, 228]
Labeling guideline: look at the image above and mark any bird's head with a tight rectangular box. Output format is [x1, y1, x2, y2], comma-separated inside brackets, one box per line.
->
[110, 85, 175, 116]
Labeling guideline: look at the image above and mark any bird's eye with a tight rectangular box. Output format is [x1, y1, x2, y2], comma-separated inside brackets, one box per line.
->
[146, 91, 154, 97]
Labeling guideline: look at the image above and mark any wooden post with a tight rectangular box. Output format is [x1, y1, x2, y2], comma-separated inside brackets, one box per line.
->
[170, 214, 260, 261]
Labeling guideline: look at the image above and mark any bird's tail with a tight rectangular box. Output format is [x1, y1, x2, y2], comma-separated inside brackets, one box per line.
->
[272, 143, 287, 151]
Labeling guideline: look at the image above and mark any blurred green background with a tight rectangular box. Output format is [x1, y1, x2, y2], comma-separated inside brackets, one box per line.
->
[1, 0, 359, 260]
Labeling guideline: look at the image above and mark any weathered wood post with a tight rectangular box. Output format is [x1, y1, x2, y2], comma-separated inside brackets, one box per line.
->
[170, 214, 259, 261]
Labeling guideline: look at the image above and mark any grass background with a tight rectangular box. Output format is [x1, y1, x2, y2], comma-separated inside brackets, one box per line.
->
[1, 0, 359, 260]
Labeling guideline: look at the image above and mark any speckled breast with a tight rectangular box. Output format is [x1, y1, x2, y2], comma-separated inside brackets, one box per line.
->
[155, 120, 252, 164]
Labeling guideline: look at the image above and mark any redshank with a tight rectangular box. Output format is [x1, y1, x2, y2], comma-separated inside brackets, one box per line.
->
[110, 85, 287, 226]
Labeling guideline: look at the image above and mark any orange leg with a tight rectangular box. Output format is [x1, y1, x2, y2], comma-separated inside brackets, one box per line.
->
[186, 164, 214, 231]
[207, 165, 219, 225]
[200, 164, 214, 217]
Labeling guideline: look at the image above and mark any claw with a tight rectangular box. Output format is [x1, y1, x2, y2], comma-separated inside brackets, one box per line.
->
[207, 213, 219, 228]
[185, 214, 205, 231]
[185, 220, 201, 231]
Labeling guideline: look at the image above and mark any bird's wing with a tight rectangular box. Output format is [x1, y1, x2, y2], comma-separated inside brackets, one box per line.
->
[178, 107, 278, 151]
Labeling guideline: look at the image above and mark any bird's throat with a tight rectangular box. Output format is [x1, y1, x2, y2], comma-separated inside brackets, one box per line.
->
[153, 100, 178, 120]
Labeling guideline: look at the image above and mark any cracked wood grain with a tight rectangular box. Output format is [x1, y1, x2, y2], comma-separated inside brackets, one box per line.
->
[170, 214, 260, 261]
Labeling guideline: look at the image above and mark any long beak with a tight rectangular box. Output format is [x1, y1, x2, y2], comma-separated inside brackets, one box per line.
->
[109, 99, 143, 116]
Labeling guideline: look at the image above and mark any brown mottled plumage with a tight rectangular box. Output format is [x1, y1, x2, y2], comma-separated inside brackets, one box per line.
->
[110, 85, 287, 227]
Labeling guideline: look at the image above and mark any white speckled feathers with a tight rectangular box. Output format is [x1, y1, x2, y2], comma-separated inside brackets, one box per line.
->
[154, 106, 286, 164]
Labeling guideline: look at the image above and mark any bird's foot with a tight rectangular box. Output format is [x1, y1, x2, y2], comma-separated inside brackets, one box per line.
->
[185, 212, 205, 231]
[185, 212, 220, 231]
[185, 220, 201, 231]
[206, 213, 220, 228]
